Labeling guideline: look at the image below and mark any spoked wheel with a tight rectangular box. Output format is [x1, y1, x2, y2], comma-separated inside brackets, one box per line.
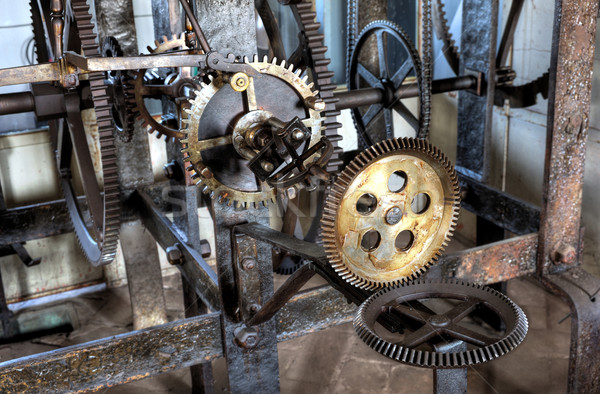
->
[354, 280, 528, 368]
[348, 20, 430, 146]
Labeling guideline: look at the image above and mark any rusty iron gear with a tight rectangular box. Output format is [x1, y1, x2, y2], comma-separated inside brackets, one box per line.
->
[54, 0, 121, 266]
[321, 138, 460, 290]
[354, 279, 528, 368]
[181, 57, 325, 209]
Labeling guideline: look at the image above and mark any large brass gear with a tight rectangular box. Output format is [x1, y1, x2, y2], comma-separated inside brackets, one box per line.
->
[181, 56, 324, 209]
[321, 138, 460, 290]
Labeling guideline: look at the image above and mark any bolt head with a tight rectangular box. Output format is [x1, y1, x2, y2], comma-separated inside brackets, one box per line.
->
[233, 326, 259, 349]
[242, 257, 256, 270]
[166, 245, 183, 265]
[552, 242, 577, 265]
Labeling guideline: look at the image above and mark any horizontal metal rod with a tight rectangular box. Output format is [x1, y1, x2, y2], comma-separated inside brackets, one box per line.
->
[0, 63, 60, 87]
[0, 92, 35, 115]
[64, 52, 207, 72]
[334, 75, 478, 110]
[134, 189, 221, 312]
[0, 285, 355, 392]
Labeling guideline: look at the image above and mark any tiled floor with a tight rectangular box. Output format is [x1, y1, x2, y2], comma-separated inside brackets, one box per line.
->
[0, 271, 573, 393]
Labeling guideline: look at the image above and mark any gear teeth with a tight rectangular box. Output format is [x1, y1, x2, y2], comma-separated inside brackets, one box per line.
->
[353, 280, 528, 368]
[272, 57, 278, 64]
[262, 54, 269, 62]
[244, 56, 250, 63]
[320, 137, 460, 290]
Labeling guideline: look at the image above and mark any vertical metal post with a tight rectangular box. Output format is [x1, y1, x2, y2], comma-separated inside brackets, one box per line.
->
[213, 203, 280, 393]
[537, 0, 598, 274]
[456, 0, 498, 180]
[536, 0, 600, 392]
[433, 341, 468, 394]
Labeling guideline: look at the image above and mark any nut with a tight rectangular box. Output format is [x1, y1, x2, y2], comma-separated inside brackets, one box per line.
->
[242, 257, 256, 271]
[166, 244, 183, 265]
[286, 186, 297, 200]
[200, 239, 211, 258]
[233, 326, 259, 349]
[249, 304, 260, 314]
[551, 242, 577, 265]
[292, 129, 306, 141]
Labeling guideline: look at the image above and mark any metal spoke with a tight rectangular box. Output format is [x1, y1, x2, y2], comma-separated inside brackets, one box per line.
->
[357, 63, 380, 87]
[392, 101, 419, 131]
[196, 135, 234, 152]
[362, 103, 383, 127]
[384, 108, 393, 139]
[444, 324, 501, 347]
[391, 58, 414, 87]
[376, 30, 389, 79]
[388, 304, 432, 323]
[403, 325, 439, 348]
[443, 299, 480, 322]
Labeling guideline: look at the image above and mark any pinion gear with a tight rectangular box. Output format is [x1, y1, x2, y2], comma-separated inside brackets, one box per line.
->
[321, 138, 460, 290]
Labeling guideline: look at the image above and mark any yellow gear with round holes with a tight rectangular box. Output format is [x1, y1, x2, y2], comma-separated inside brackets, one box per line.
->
[181, 56, 325, 209]
[321, 138, 460, 290]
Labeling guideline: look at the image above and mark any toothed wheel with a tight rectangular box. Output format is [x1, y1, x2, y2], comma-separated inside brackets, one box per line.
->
[181, 57, 324, 209]
[321, 138, 460, 290]
[354, 279, 528, 368]
[102, 36, 136, 142]
[133, 34, 192, 140]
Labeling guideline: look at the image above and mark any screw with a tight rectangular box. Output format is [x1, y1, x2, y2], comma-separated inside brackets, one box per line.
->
[551, 242, 577, 265]
[385, 207, 403, 225]
[166, 244, 183, 265]
[242, 257, 256, 271]
[236, 78, 245, 87]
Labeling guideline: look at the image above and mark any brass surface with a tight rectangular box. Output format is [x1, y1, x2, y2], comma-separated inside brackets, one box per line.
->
[181, 57, 323, 208]
[321, 138, 460, 289]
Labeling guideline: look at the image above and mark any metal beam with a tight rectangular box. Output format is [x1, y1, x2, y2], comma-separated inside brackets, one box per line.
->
[134, 190, 221, 312]
[459, 173, 540, 235]
[0, 199, 74, 245]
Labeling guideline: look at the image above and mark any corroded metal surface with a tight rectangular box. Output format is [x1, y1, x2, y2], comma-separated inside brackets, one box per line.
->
[322, 138, 460, 290]
[428, 233, 538, 284]
[537, 0, 599, 274]
[0, 313, 223, 393]
[276, 286, 356, 341]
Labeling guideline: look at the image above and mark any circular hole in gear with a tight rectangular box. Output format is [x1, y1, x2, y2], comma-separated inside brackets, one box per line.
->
[411, 193, 431, 214]
[395, 230, 414, 251]
[361, 230, 381, 252]
[388, 171, 408, 193]
[356, 193, 378, 215]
